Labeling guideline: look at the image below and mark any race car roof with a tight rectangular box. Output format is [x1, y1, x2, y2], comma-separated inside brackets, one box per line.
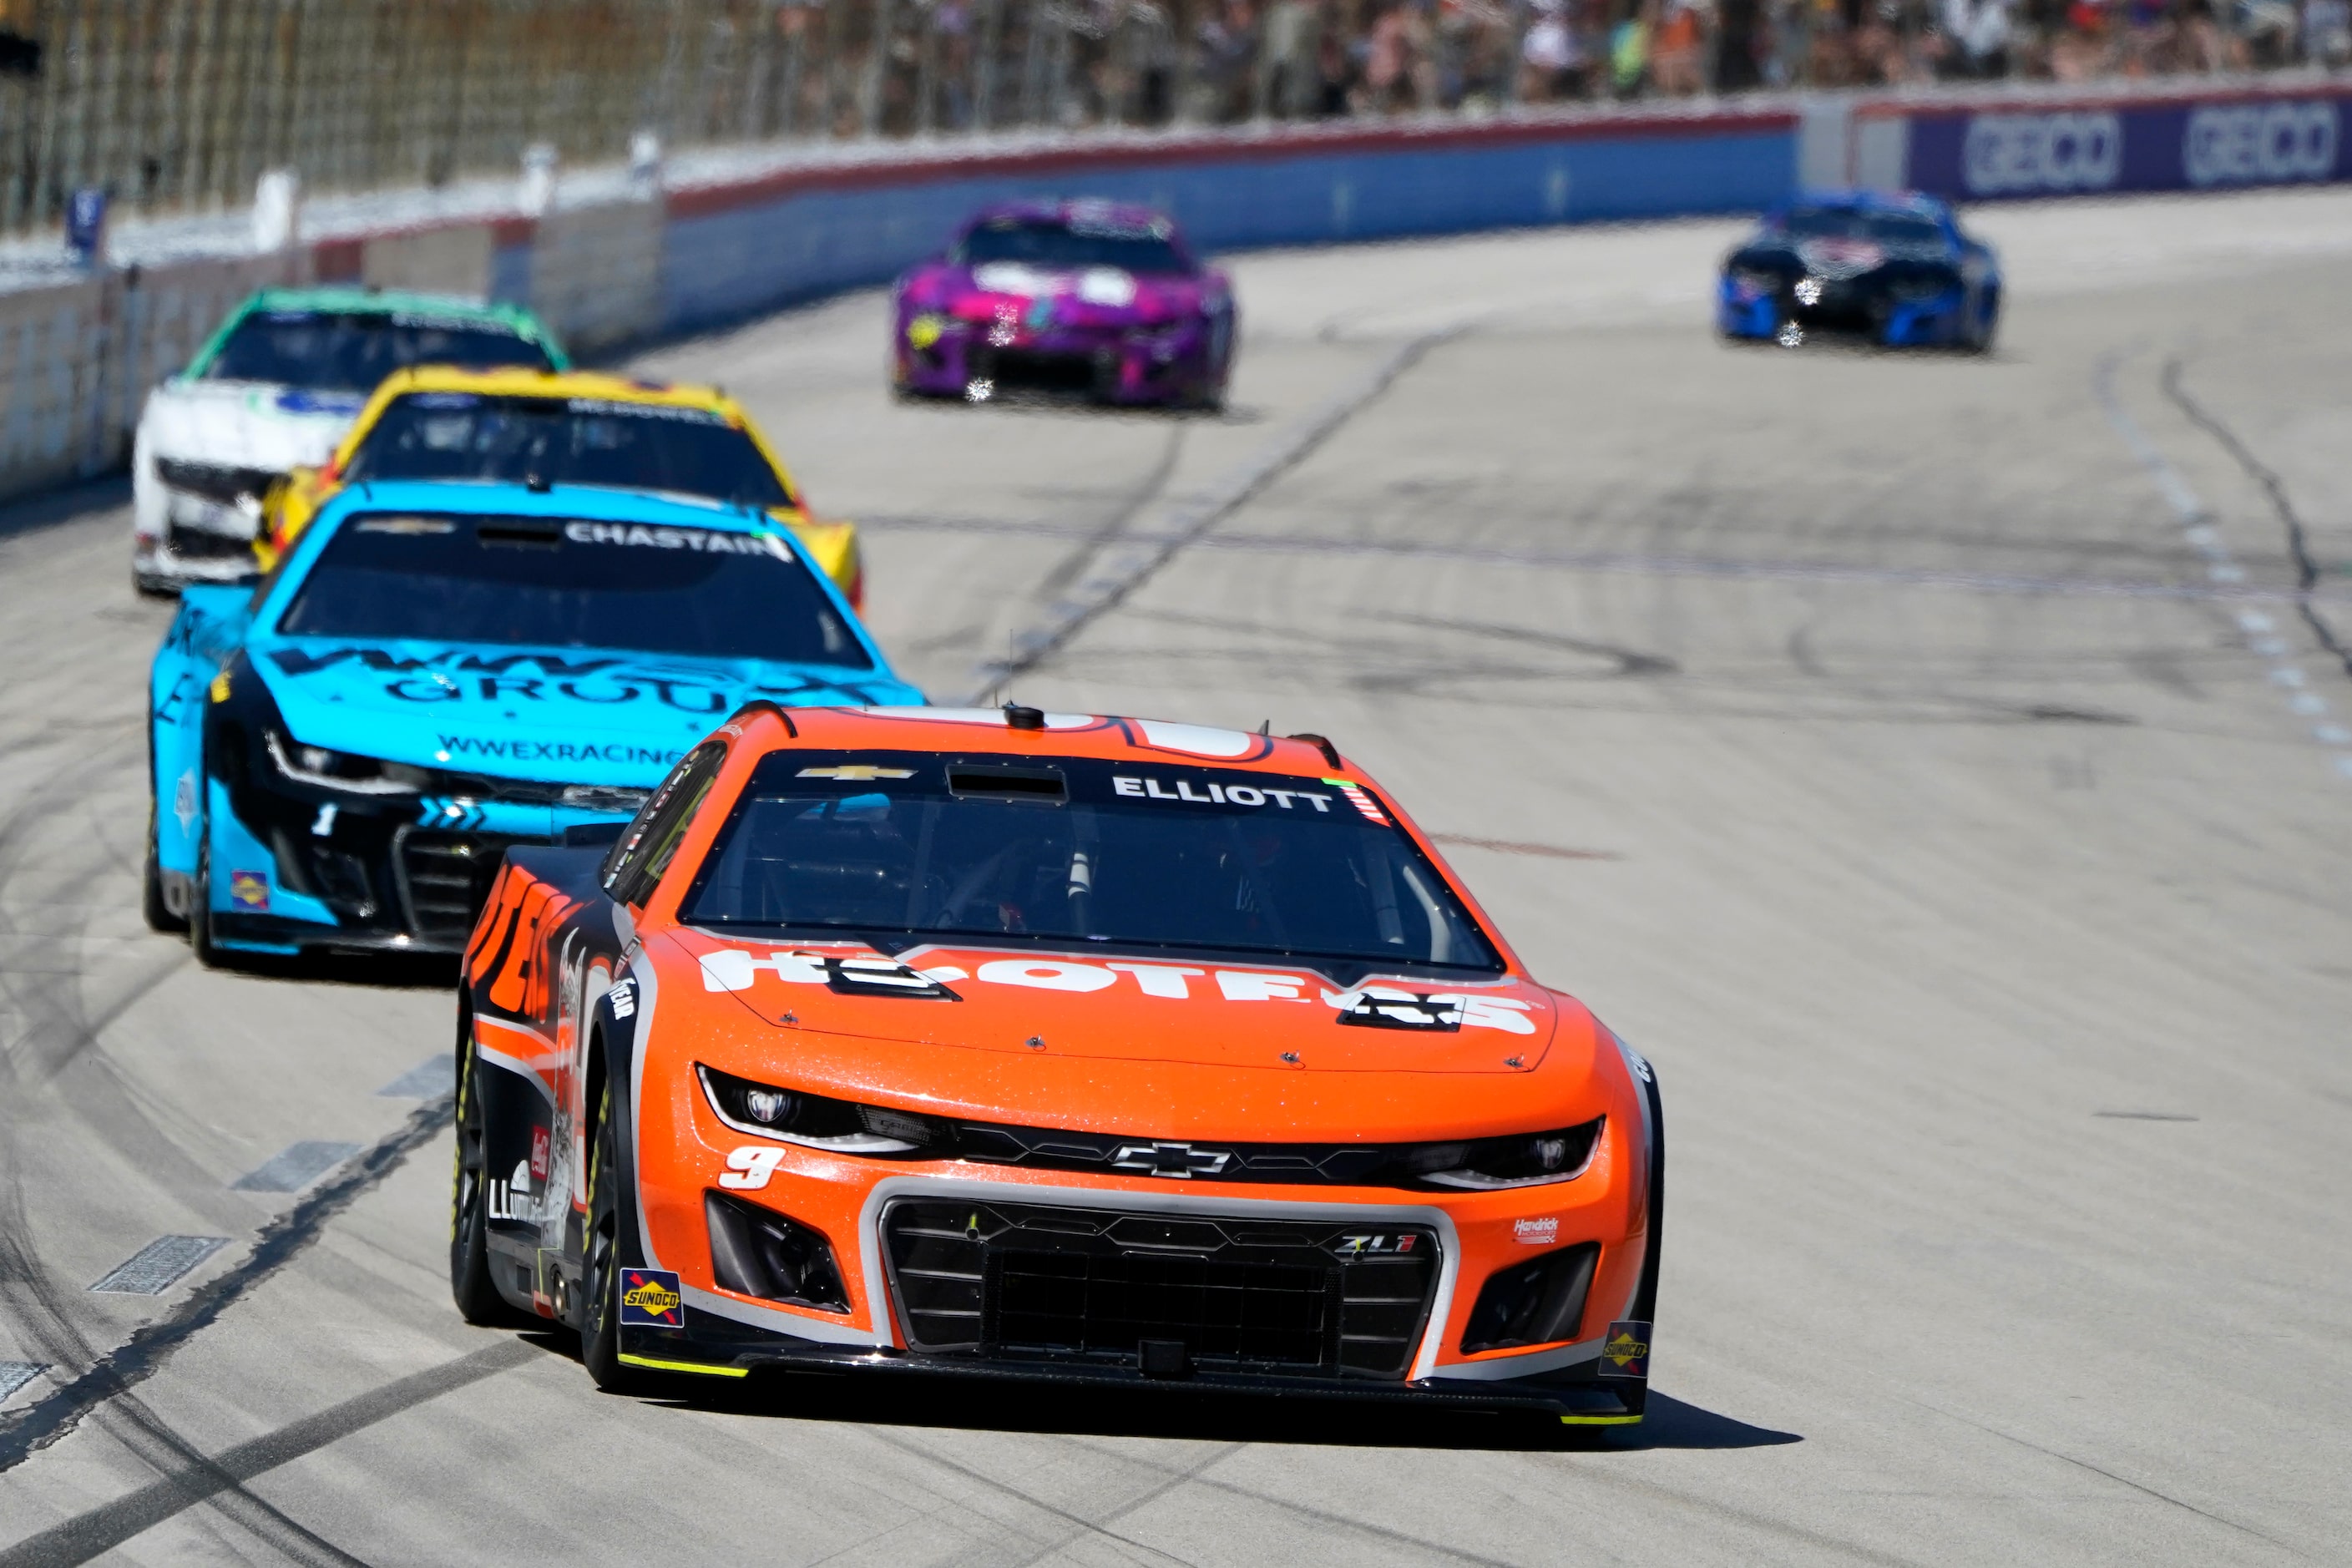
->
[722, 703, 1358, 781]
[350, 364, 737, 411]
[1778, 188, 1954, 219]
[959, 198, 1184, 240]
[318, 366, 790, 483]
[294, 476, 805, 547]
[187, 286, 569, 377]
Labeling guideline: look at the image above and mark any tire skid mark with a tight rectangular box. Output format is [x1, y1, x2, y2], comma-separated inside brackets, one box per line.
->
[0, 725, 390, 1564]
[957, 328, 1457, 704]
[0, 1090, 455, 1474]
[2095, 348, 2352, 781]
[2160, 358, 2352, 681]
[862, 1428, 1217, 1568]
[863, 511, 2332, 608]
[1030, 422, 1190, 605]
[1905, 1398, 2305, 1556]
[994, 1439, 1247, 1568]
[0, 1339, 531, 1567]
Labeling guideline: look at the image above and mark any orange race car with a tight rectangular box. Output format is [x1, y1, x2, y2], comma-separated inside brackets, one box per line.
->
[255, 367, 864, 606]
[453, 704, 1662, 1424]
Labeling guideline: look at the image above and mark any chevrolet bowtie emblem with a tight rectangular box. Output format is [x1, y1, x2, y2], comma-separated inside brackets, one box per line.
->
[1110, 1141, 1232, 1179]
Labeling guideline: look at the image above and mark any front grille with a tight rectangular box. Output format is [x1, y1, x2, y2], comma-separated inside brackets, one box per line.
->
[157, 458, 280, 508]
[888, 1115, 1602, 1191]
[396, 828, 538, 946]
[983, 350, 1101, 394]
[164, 520, 257, 563]
[883, 1198, 1440, 1379]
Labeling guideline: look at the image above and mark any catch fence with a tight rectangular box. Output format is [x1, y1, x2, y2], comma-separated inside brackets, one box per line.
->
[0, 0, 2344, 240]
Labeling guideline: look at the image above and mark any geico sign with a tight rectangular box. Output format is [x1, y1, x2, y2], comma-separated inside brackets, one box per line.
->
[2185, 101, 2338, 187]
[1962, 111, 2123, 195]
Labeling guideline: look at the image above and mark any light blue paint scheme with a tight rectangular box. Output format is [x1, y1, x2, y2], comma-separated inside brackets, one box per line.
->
[145, 482, 924, 906]
[660, 127, 1797, 331]
[150, 584, 254, 887]
[207, 777, 336, 926]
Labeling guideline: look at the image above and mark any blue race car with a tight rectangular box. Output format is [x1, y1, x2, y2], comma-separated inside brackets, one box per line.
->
[1717, 191, 2001, 352]
[144, 481, 923, 964]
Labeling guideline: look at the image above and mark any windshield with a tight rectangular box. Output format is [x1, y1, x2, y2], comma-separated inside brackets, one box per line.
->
[203, 310, 554, 392]
[1776, 208, 1946, 246]
[957, 217, 1189, 275]
[344, 393, 794, 508]
[276, 512, 870, 667]
[681, 752, 1501, 973]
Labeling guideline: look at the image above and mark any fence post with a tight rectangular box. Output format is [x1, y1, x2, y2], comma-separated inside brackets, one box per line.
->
[974, 0, 1002, 129]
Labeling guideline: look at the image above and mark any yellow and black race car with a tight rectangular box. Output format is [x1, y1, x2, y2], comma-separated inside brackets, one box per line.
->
[257, 367, 863, 606]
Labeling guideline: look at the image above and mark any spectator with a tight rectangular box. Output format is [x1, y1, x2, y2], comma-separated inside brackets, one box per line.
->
[2050, 0, 2112, 78]
[2231, 0, 2298, 63]
[1940, 0, 2012, 73]
[1520, 0, 1592, 98]
[2308, 0, 2352, 63]
[1651, 0, 1712, 89]
[1610, 1, 1652, 93]
[1258, 0, 1324, 115]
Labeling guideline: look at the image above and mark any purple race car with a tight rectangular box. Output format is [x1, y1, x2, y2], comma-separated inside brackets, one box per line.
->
[892, 200, 1236, 409]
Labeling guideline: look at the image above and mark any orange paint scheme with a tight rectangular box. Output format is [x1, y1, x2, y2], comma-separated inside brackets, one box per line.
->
[458, 705, 1661, 1415]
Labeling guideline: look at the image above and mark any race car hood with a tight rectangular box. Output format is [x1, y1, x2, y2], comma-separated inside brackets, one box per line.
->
[1732, 235, 1959, 278]
[139, 378, 365, 470]
[251, 638, 923, 787]
[908, 261, 1214, 326]
[655, 930, 1597, 1143]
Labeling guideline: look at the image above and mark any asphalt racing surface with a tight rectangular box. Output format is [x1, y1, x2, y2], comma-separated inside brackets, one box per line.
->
[3, 188, 2350, 1566]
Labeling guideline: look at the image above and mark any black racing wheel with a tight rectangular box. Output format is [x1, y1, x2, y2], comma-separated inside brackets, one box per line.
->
[143, 802, 186, 934]
[580, 1078, 644, 1393]
[450, 1024, 519, 1325]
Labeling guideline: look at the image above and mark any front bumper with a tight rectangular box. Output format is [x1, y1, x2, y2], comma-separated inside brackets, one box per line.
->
[1717, 274, 1969, 346]
[134, 463, 280, 589]
[589, 1075, 1655, 1420]
[198, 771, 630, 957]
[616, 1325, 1648, 1422]
[897, 312, 1223, 405]
[609, 1170, 1649, 1421]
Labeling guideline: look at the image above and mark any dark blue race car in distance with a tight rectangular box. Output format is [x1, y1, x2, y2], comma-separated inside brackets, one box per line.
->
[1717, 191, 2001, 352]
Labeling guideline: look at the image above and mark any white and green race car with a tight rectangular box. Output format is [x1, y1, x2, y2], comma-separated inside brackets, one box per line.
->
[132, 286, 567, 594]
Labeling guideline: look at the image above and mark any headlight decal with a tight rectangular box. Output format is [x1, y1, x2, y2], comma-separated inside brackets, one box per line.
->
[265, 730, 427, 796]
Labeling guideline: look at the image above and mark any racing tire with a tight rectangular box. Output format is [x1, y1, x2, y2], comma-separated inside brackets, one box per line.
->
[451, 1029, 522, 1326]
[580, 1078, 645, 1394]
[1964, 290, 2000, 356]
[143, 802, 186, 935]
[187, 835, 223, 969]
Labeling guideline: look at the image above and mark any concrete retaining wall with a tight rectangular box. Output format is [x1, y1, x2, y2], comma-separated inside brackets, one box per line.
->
[3, 77, 2344, 508]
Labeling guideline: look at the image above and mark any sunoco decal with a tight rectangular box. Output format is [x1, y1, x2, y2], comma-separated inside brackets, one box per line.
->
[619, 1267, 685, 1328]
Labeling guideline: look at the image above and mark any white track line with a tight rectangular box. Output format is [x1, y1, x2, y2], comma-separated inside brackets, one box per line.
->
[2095, 351, 2352, 784]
